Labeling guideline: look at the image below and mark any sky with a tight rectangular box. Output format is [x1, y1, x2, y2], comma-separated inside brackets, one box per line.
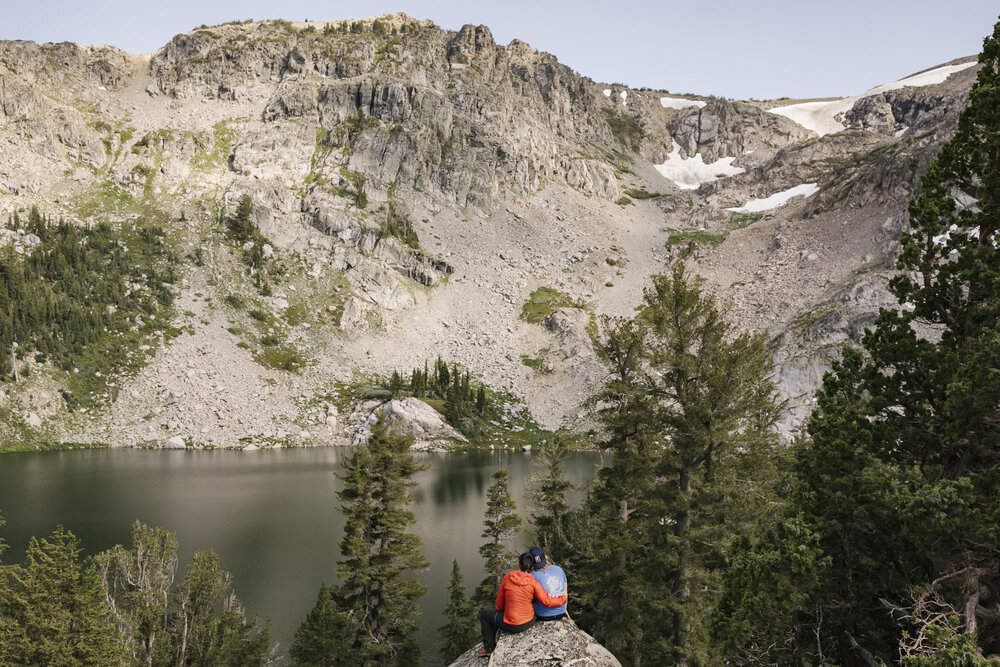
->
[2, 0, 998, 100]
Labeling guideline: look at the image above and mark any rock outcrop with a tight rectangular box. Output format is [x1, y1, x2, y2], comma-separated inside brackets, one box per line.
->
[0, 16, 983, 445]
[449, 618, 620, 667]
[349, 397, 465, 449]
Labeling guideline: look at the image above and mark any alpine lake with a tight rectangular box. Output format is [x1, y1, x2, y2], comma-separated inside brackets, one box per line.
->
[0, 446, 603, 664]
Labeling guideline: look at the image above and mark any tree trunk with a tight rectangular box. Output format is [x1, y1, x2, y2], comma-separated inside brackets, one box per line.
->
[672, 465, 691, 666]
[964, 566, 982, 640]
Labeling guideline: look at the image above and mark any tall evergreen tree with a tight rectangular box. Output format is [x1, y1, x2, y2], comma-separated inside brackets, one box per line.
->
[727, 19, 1000, 664]
[228, 194, 255, 242]
[0, 526, 122, 666]
[95, 521, 180, 666]
[290, 584, 355, 667]
[437, 560, 478, 664]
[296, 416, 428, 667]
[528, 434, 573, 566]
[476, 468, 522, 606]
[571, 315, 658, 663]
[171, 550, 271, 667]
[572, 266, 782, 666]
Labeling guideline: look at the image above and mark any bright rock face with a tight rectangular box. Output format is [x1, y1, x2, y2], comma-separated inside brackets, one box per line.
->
[0, 15, 982, 449]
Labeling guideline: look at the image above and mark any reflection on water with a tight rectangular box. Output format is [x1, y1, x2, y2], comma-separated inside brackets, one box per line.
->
[0, 447, 601, 664]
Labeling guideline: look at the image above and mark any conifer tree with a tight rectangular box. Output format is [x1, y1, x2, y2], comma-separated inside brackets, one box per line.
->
[643, 266, 781, 664]
[0, 526, 121, 666]
[570, 315, 656, 662]
[476, 384, 488, 416]
[437, 560, 478, 663]
[528, 434, 573, 565]
[171, 550, 271, 667]
[296, 416, 428, 667]
[728, 19, 1000, 663]
[94, 521, 179, 666]
[228, 194, 254, 241]
[476, 468, 521, 605]
[572, 266, 781, 666]
[290, 585, 355, 666]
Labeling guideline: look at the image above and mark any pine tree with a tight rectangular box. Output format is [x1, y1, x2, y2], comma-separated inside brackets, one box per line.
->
[290, 584, 356, 666]
[171, 550, 271, 667]
[528, 434, 573, 565]
[476, 468, 521, 605]
[572, 266, 781, 666]
[570, 315, 657, 663]
[711, 514, 829, 665]
[228, 194, 255, 241]
[476, 384, 488, 416]
[94, 521, 179, 666]
[0, 526, 122, 666]
[296, 416, 428, 667]
[437, 560, 478, 663]
[744, 19, 1000, 663]
[643, 266, 781, 664]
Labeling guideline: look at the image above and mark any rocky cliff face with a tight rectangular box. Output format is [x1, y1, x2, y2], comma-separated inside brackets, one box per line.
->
[0, 15, 981, 446]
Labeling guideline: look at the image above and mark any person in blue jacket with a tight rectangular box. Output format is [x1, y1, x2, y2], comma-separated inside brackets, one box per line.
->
[528, 546, 567, 621]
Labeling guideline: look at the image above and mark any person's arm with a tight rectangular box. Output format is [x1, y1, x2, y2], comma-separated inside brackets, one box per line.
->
[530, 577, 567, 608]
[495, 575, 507, 612]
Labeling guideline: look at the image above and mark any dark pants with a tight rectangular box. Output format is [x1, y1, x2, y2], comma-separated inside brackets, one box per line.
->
[536, 612, 566, 622]
[479, 608, 535, 652]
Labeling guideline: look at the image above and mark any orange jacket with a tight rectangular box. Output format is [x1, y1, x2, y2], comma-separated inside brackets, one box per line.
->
[495, 570, 567, 625]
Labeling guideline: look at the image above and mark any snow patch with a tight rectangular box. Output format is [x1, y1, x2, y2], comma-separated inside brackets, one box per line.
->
[932, 224, 982, 247]
[895, 126, 909, 138]
[602, 89, 611, 97]
[726, 183, 819, 213]
[620, 90, 628, 103]
[654, 141, 745, 190]
[769, 62, 976, 136]
[660, 96, 707, 110]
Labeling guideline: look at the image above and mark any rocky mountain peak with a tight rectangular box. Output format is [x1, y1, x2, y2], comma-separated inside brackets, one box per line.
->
[0, 15, 984, 447]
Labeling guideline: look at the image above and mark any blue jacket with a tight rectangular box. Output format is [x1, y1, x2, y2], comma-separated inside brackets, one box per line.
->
[531, 564, 567, 617]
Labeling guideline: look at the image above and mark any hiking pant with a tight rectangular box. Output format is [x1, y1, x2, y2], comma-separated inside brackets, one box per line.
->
[479, 608, 534, 652]
[536, 612, 566, 622]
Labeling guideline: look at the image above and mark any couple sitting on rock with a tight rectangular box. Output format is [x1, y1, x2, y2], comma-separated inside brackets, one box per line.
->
[478, 546, 568, 657]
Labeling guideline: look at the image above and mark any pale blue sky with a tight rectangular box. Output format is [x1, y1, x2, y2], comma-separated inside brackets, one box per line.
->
[2, 1, 997, 100]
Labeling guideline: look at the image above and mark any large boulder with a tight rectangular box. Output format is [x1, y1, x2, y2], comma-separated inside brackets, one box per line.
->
[163, 436, 186, 450]
[382, 397, 466, 447]
[449, 618, 620, 667]
[350, 397, 466, 449]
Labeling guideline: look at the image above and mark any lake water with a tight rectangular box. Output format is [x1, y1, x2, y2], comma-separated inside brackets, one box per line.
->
[0, 447, 603, 665]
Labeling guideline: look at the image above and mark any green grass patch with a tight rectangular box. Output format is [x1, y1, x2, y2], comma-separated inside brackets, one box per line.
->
[791, 304, 843, 332]
[521, 287, 585, 324]
[666, 230, 727, 248]
[194, 119, 242, 170]
[603, 108, 644, 152]
[624, 187, 665, 200]
[727, 212, 765, 230]
[256, 344, 305, 372]
[520, 351, 553, 374]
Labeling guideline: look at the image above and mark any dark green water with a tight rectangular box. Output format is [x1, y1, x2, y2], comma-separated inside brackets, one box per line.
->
[0, 447, 602, 664]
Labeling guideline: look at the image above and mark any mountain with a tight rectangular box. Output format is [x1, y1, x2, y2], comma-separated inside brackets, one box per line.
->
[0, 14, 980, 448]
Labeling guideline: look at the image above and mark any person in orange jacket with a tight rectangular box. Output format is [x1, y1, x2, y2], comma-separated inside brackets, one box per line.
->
[477, 552, 568, 656]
